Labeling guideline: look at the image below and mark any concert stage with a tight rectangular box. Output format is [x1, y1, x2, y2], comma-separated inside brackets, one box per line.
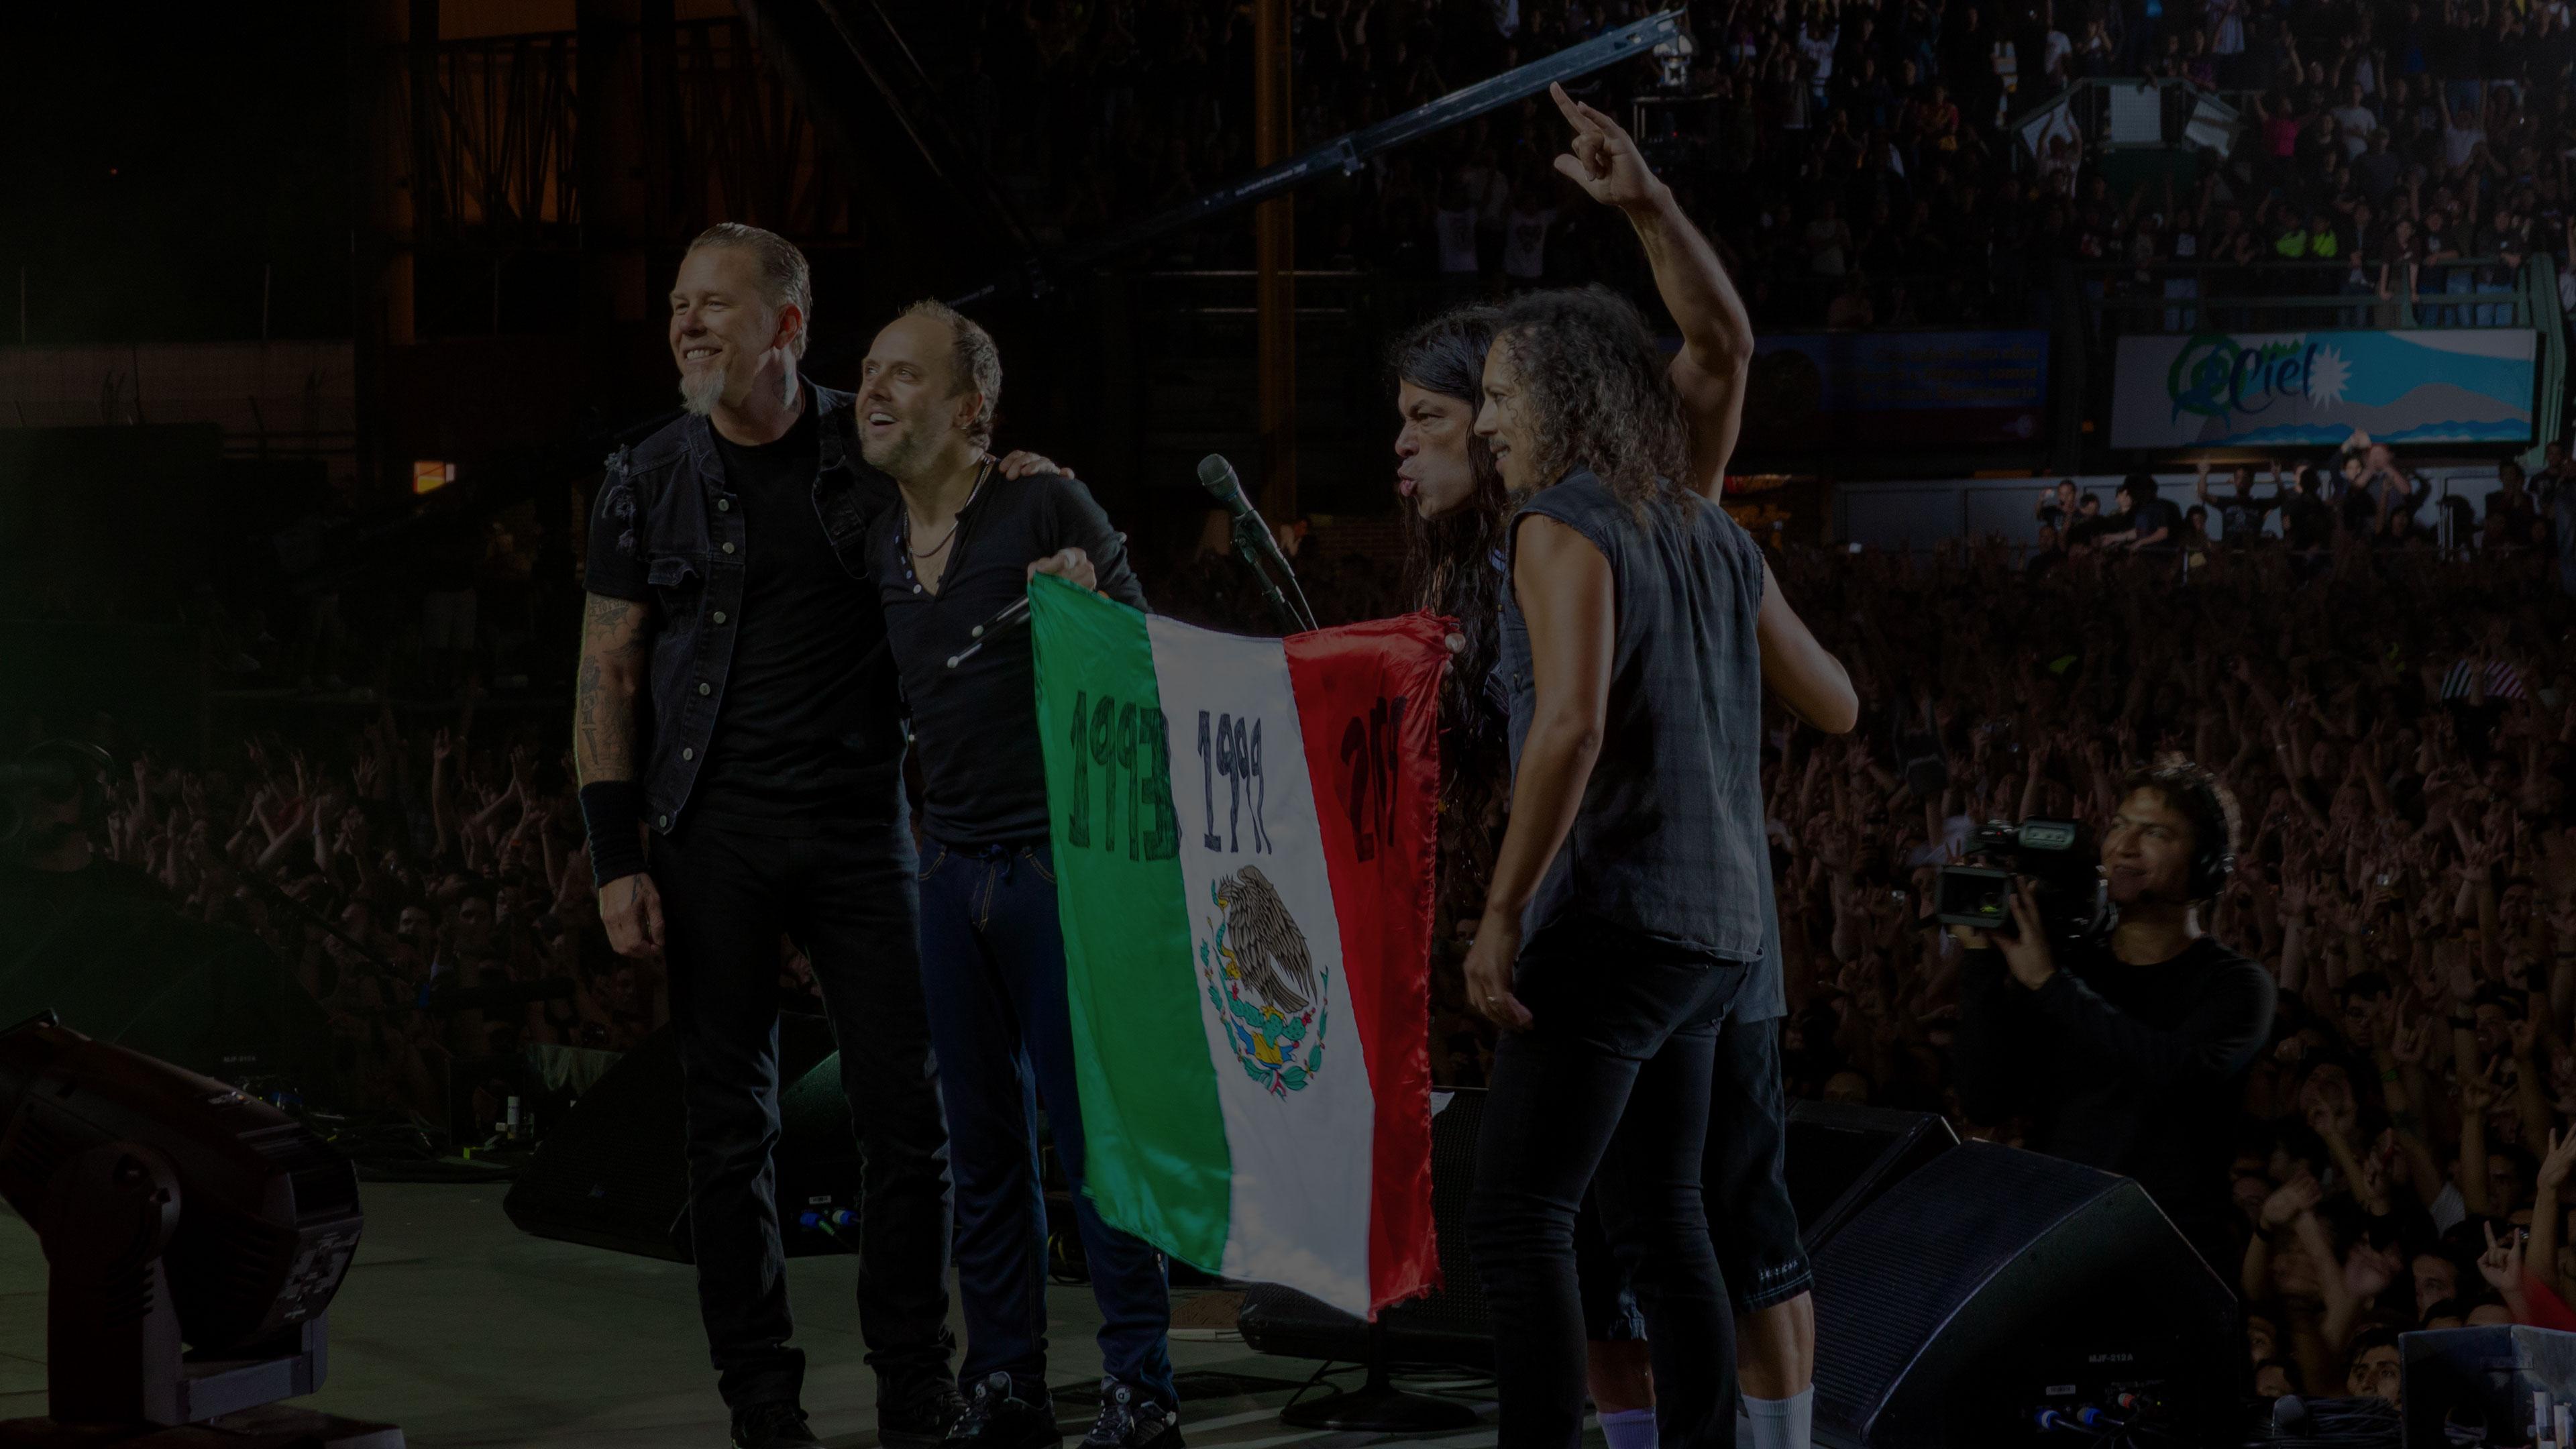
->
[0, 1183, 1531, 1449]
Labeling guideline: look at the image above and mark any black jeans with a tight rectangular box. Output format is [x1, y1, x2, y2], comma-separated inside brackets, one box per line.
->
[651, 800, 954, 1411]
[1576, 1008, 1814, 1340]
[1469, 917, 1749, 1449]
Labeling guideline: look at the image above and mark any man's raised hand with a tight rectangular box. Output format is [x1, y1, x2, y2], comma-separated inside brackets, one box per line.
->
[1548, 82, 1664, 213]
[2542, 1126, 2576, 1191]
[2478, 1219, 2528, 1295]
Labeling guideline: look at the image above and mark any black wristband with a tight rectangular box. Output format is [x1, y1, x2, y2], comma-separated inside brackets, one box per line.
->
[579, 781, 650, 888]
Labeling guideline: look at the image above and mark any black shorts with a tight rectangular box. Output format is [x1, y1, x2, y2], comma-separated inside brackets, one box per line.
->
[1574, 1008, 1813, 1336]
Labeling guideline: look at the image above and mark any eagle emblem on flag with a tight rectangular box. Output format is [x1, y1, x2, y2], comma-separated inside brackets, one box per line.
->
[1201, 866, 1330, 1097]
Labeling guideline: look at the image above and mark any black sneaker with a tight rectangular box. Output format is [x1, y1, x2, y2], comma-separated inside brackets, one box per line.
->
[1079, 1379, 1181, 1449]
[943, 1372, 1061, 1449]
[732, 1400, 826, 1449]
[881, 1373, 967, 1449]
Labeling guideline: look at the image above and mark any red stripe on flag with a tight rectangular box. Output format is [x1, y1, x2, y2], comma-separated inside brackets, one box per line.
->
[1283, 611, 1449, 1316]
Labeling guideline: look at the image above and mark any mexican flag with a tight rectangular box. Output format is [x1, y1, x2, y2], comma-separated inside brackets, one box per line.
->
[1027, 574, 1448, 1318]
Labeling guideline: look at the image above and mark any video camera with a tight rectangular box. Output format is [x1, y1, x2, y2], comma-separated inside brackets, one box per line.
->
[1935, 818, 2108, 948]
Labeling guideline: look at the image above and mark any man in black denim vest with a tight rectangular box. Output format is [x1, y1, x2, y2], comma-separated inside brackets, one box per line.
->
[573, 223, 971, 1449]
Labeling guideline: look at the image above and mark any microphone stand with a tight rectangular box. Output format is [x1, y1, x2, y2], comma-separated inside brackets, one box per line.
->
[1276, 1317, 1478, 1433]
[1219, 502, 1318, 634]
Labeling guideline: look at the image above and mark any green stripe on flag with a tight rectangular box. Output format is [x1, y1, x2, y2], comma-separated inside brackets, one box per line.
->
[1028, 575, 1232, 1269]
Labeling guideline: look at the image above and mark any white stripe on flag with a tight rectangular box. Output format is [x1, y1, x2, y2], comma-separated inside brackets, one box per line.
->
[1144, 616, 1378, 1315]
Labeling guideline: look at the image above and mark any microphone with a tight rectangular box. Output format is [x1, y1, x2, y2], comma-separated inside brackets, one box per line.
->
[1195, 453, 1316, 632]
[1195, 451, 1259, 521]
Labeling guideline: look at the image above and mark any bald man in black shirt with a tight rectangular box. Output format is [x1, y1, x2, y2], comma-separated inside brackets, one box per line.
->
[853, 300, 1177, 1449]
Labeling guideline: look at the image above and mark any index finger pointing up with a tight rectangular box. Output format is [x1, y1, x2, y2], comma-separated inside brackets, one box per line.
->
[1548, 82, 1596, 134]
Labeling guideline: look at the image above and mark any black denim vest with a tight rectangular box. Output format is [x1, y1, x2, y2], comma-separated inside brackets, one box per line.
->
[1499, 470, 1769, 961]
[592, 383, 898, 833]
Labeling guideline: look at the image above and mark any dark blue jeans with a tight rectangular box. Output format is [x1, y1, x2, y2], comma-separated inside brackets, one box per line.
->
[915, 839, 1175, 1405]
[1469, 916, 1748, 1449]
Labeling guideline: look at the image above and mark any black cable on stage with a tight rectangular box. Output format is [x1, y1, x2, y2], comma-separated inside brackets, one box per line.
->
[1277, 1356, 1356, 1413]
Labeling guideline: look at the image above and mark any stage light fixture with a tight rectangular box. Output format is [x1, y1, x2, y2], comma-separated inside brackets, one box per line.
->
[0, 1014, 399, 1444]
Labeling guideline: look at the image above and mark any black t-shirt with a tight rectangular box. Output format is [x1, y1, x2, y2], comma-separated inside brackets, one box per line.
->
[578, 404, 904, 828]
[701, 405, 903, 824]
[871, 472, 1145, 847]
[2126, 496, 2184, 547]
[2489, 489, 2539, 535]
[1954, 934, 2275, 1247]
[2216, 493, 2276, 543]
[2355, 148, 2402, 202]
[2284, 492, 2334, 549]
[2065, 513, 2116, 548]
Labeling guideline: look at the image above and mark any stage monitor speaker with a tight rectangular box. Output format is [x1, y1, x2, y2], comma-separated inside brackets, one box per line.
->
[1236, 1087, 1493, 1371]
[2402, 1323, 2576, 1445]
[503, 1013, 858, 1261]
[1810, 1142, 2238, 1448]
[1784, 1101, 1957, 1255]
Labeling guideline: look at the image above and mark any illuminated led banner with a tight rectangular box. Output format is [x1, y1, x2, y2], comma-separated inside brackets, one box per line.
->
[2109, 329, 2536, 449]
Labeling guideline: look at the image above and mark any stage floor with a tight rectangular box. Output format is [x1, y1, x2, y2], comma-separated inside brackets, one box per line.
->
[0, 1182, 1593, 1448]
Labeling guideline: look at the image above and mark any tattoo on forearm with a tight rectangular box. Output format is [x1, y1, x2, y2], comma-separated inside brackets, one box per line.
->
[574, 596, 649, 783]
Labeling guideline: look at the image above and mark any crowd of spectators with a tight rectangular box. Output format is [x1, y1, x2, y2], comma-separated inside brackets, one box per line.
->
[1, 523, 1413, 1137]
[2012, 436, 2574, 570]
[924, 0, 2576, 331]
[19, 698, 667, 1129]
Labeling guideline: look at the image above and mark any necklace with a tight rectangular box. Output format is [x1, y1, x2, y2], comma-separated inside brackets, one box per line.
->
[908, 462, 991, 559]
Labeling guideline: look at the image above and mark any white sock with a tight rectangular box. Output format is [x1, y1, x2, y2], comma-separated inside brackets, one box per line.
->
[1598, 1406, 1658, 1449]
[1743, 1388, 1814, 1449]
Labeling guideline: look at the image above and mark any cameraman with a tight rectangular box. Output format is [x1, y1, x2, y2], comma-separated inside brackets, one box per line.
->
[1951, 761, 2276, 1279]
